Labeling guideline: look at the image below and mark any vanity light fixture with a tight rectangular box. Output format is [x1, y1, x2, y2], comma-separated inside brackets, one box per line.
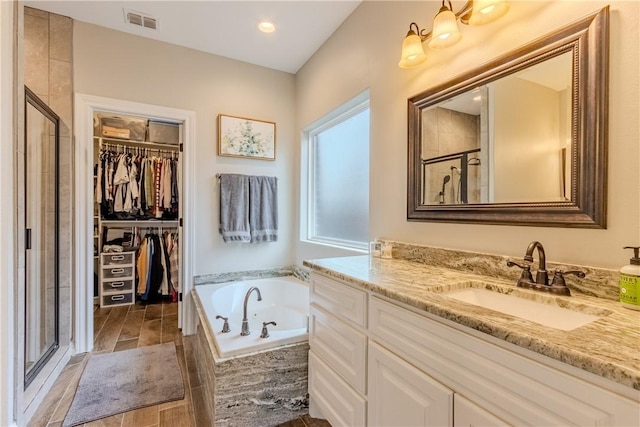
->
[428, 0, 462, 50]
[398, 0, 510, 68]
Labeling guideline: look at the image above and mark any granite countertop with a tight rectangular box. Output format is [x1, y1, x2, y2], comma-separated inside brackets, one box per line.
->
[303, 255, 640, 392]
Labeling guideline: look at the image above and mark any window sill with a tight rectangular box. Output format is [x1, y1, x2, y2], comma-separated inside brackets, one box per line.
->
[302, 237, 368, 254]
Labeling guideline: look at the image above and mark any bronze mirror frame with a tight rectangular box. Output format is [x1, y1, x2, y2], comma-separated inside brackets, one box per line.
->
[407, 7, 608, 228]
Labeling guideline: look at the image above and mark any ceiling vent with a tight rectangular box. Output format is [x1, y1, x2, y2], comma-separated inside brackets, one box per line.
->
[124, 9, 158, 30]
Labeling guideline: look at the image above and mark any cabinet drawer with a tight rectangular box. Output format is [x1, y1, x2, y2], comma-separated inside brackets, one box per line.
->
[309, 305, 367, 394]
[101, 292, 133, 307]
[101, 252, 135, 266]
[101, 279, 134, 294]
[310, 273, 367, 328]
[309, 351, 366, 427]
[101, 266, 134, 280]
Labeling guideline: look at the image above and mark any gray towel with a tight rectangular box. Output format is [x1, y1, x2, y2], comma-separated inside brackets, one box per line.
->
[219, 174, 251, 242]
[249, 175, 278, 243]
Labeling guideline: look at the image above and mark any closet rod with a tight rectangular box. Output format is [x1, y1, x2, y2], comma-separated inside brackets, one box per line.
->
[101, 143, 177, 157]
[95, 136, 179, 151]
[101, 220, 179, 228]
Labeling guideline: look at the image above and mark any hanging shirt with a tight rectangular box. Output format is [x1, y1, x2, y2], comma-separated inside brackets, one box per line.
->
[154, 160, 164, 218]
[163, 158, 172, 209]
[169, 234, 179, 291]
[136, 238, 149, 295]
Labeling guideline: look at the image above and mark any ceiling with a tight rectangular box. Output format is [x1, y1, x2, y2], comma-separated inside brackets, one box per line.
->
[24, 1, 362, 74]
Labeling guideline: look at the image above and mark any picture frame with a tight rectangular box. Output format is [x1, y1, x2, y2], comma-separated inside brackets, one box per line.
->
[217, 114, 276, 160]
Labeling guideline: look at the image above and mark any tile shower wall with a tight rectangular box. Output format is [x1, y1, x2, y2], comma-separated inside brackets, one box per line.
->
[23, 6, 73, 347]
[19, 8, 74, 416]
[421, 107, 481, 204]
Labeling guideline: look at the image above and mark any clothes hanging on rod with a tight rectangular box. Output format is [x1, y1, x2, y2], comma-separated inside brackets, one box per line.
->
[96, 145, 179, 220]
[136, 229, 179, 303]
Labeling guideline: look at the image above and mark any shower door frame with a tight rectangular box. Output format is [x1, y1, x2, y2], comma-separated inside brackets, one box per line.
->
[23, 86, 60, 389]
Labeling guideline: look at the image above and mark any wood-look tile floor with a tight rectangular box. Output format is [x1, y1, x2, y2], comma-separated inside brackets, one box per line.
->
[28, 300, 331, 427]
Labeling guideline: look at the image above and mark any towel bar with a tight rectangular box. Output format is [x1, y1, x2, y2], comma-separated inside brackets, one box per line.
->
[215, 173, 278, 180]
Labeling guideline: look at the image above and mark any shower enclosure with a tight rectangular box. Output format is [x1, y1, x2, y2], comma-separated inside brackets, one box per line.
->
[24, 87, 59, 388]
[421, 148, 482, 205]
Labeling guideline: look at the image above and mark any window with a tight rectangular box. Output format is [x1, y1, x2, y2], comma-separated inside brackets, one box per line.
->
[303, 93, 370, 250]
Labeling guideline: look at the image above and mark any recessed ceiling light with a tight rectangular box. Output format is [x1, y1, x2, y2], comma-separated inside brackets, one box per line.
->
[258, 21, 275, 33]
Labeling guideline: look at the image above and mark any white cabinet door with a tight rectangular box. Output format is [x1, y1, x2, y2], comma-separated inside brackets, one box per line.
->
[309, 351, 367, 427]
[368, 342, 453, 427]
[454, 395, 508, 427]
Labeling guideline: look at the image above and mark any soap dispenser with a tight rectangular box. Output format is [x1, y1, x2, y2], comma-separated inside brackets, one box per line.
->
[620, 246, 640, 310]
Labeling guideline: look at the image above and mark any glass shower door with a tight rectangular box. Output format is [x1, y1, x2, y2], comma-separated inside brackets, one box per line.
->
[24, 87, 59, 388]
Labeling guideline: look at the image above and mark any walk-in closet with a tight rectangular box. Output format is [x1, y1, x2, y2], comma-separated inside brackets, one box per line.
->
[92, 111, 184, 348]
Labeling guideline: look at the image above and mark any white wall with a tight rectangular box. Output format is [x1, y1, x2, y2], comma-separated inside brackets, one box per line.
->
[0, 2, 16, 426]
[295, 1, 640, 269]
[73, 22, 297, 275]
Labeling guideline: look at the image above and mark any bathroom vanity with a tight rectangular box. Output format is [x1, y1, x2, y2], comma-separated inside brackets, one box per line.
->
[305, 254, 640, 426]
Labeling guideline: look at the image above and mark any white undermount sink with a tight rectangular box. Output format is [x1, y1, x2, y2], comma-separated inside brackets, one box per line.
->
[434, 282, 611, 331]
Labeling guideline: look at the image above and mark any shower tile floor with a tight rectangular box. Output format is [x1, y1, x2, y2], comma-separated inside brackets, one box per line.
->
[28, 300, 330, 427]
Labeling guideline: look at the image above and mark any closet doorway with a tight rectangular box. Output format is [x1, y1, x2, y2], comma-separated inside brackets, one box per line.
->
[74, 94, 196, 354]
[93, 110, 182, 349]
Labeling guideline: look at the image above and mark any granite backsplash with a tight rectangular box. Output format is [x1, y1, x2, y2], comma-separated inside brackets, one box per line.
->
[377, 239, 620, 301]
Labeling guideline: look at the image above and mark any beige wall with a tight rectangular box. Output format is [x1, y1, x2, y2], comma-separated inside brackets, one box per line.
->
[295, 1, 640, 269]
[492, 77, 563, 203]
[73, 22, 296, 275]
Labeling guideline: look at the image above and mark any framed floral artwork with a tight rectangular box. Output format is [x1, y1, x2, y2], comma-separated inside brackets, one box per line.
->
[217, 114, 276, 160]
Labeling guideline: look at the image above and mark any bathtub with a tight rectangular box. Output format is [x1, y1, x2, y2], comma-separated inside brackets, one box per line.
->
[193, 276, 309, 358]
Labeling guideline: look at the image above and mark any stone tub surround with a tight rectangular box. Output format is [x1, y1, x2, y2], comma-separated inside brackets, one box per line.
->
[378, 239, 621, 300]
[302, 255, 640, 393]
[194, 265, 310, 286]
[192, 288, 309, 426]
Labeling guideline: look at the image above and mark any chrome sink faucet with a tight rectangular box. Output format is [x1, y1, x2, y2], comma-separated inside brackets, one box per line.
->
[507, 241, 585, 296]
[241, 286, 262, 336]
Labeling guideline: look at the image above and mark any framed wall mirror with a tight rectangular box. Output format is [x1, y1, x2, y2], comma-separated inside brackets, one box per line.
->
[407, 7, 608, 228]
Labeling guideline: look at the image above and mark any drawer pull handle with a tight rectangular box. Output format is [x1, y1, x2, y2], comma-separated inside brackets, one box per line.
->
[110, 282, 125, 288]
[110, 255, 125, 261]
[110, 268, 125, 274]
[111, 295, 125, 301]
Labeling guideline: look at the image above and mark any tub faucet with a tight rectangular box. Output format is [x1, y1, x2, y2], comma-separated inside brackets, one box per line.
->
[241, 286, 262, 336]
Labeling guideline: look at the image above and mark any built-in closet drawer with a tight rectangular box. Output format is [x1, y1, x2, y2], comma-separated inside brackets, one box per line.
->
[309, 351, 367, 427]
[101, 279, 134, 294]
[309, 305, 367, 394]
[101, 266, 134, 280]
[310, 274, 367, 328]
[101, 252, 135, 266]
[99, 251, 136, 308]
[101, 293, 134, 307]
